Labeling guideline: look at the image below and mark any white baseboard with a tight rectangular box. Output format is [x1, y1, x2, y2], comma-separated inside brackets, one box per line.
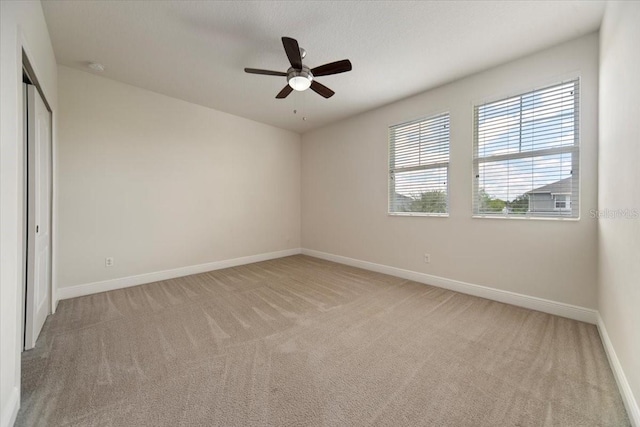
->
[1, 386, 19, 427]
[301, 249, 597, 324]
[57, 248, 301, 301]
[597, 313, 640, 426]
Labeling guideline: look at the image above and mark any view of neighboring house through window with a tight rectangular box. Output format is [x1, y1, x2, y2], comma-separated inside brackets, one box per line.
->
[473, 79, 580, 218]
[389, 112, 450, 215]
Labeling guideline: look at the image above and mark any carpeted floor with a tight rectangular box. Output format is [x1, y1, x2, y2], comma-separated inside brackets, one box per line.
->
[17, 255, 629, 426]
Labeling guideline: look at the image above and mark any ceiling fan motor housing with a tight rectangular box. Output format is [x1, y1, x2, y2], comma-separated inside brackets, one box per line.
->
[287, 66, 313, 91]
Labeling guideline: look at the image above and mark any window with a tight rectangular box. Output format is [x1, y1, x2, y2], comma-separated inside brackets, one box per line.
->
[389, 113, 450, 215]
[554, 194, 571, 211]
[473, 79, 579, 218]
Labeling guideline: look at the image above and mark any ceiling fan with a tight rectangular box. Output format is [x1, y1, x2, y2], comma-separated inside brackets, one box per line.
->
[244, 36, 352, 99]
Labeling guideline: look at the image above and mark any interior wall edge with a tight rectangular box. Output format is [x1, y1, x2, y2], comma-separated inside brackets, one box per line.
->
[301, 248, 597, 324]
[597, 313, 640, 427]
[0, 386, 19, 427]
[56, 248, 302, 302]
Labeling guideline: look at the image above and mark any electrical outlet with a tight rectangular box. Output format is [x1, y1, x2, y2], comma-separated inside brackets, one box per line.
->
[424, 253, 431, 264]
[105, 257, 114, 267]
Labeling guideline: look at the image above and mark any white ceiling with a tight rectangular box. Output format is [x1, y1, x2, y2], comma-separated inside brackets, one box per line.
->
[42, 1, 605, 133]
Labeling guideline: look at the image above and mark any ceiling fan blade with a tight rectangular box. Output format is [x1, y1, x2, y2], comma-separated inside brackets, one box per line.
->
[282, 37, 302, 69]
[311, 60, 352, 77]
[276, 85, 293, 99]
[310, 80, 335, 98]
[244, 68, 287, 76]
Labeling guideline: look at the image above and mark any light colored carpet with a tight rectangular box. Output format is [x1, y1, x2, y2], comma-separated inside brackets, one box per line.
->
[17, 255, 629, 426]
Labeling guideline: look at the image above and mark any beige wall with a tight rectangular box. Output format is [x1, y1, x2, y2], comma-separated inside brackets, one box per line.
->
[302, 34, 599, 309]
[57, 66, 301, 289]
[599, 1, 640, 414]
[0, 2, 58, 426]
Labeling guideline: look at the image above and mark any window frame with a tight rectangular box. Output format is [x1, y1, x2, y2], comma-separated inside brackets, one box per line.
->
[472, 78, 581, 220]
[388, 112, 451, 217]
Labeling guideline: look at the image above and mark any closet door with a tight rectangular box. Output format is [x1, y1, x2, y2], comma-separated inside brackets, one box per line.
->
[25, 84, 52, 350]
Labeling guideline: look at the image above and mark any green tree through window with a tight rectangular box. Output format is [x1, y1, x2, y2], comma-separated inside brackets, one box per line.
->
[402, 190, 448, 213]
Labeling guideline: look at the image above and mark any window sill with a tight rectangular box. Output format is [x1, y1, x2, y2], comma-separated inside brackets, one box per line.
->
[388, 212, 449, 218]
[472, 214, 580, 221]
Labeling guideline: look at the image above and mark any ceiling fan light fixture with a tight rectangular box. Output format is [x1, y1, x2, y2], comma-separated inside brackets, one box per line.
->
[287, 66, 313, 91]
[289, 76, 312, 91]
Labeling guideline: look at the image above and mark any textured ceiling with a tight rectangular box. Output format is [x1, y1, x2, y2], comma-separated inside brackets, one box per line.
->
[42, 1, 605, 133]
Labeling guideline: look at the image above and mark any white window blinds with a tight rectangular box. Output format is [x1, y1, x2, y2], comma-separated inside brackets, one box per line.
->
[389, 113, 450, 215]
[473, 80, 580, 218]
